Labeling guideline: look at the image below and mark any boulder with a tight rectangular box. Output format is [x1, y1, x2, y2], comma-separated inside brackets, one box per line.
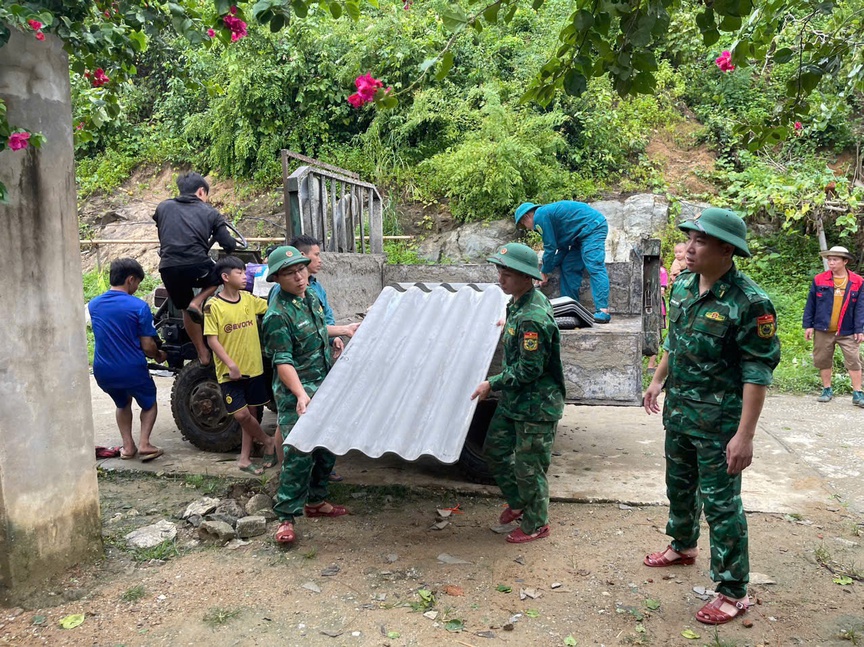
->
[245, 493, 273, 516]
[182, 497, 220, 519]
[124, 520, 177, 549]
[236, 515, 267, 538]
[198, 520, 237, 542]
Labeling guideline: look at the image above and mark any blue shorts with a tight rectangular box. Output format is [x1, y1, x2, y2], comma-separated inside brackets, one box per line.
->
[100, 378, 157, 410]
[220, 374, 269, 414]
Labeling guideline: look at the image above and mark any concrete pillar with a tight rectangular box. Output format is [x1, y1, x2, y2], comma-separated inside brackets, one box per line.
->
[0, 30, 102, 598]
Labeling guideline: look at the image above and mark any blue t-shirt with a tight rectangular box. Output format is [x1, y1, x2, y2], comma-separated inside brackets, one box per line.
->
[89, 290, 158, 388]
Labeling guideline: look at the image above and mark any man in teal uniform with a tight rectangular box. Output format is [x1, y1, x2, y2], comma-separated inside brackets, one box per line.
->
[642, 208, 781, 625]
[515, 200, 611, 323]
[262, 246, 348, 545]
[472, 243, 566, 544]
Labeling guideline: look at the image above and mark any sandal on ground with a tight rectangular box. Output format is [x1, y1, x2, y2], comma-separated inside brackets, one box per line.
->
[329, 471, 344, 482]
[139, 448, 164, 462]
[275, 521, 295, 544]
[120, 449, 137, 460]
[261, 453, 278, 469]
[506, 525, 550, 543]
[696, 594, 750, 625]
[499, 506, 523, 525]
[238, 463, 264, 476]
[304, 501, 348, 518]
[644, 545, 697, 567]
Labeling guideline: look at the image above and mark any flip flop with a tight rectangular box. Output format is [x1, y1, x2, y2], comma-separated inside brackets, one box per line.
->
[239, 463, 264, 476]
[139, 448, 164, 462]
[644, 545, 697, 567]
[261, 454, 278, 469]
[186, 306, 205, 324]
[120, 449, 137, 460]
[696, 594, 750, 625]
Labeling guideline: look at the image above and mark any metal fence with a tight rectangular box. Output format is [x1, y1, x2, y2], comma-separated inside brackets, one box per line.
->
[282, 150, 384, 254]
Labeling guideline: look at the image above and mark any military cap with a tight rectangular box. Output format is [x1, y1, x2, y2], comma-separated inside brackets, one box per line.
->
[266, 245, 310, 282]
[487, 242, 543, 280]
[679, 207, 751, 257]
[514, 202, 539, 225]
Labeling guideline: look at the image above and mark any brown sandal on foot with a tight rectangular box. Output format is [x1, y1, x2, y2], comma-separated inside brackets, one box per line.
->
[304, 501, 348, 518]
[643, 544, 697, 567]
[696, 594, 750, 625]
[275, 521, 295, 544]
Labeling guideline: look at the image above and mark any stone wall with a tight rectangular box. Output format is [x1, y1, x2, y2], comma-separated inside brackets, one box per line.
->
[317, 252, 386, 322]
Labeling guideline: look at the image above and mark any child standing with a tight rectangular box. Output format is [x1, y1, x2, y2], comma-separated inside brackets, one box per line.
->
[204, 256, 277, 475]
[262, 246, 348, 545]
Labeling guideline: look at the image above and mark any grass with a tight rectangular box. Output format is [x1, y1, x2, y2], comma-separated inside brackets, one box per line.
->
[203, 607, 241, 627]
[132, 539, 181, 563]
[183, 474, 230, 496]
[121, 585, 146, 602]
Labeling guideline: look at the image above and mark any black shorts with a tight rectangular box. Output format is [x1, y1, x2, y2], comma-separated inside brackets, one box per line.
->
[159, 262, 220, 310]
[220, 374, 270, 415]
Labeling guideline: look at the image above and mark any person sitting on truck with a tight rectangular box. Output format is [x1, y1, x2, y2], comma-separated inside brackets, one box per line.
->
[263, 246, 348, 545]
[153, 172, 237, 366]
[203, 256, 278, 475]
[89, 258, 167, 462]
[471, 243, 566, 544]
[515, 200, 612, 323]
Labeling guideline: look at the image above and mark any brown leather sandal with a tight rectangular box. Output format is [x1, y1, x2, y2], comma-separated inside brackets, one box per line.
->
[643, 545, 697, 567]
[304, 501, 348, 518]
[696, 594, 750, 625]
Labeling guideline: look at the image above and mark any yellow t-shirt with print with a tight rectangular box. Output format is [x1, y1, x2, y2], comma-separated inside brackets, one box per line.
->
[203, 291, 269, 383]
[828, 274, 848, 333]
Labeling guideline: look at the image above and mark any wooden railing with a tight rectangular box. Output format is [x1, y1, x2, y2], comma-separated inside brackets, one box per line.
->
[282, 150, 384, 254]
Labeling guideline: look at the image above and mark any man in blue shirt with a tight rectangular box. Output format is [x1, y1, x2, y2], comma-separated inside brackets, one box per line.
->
[515, 201, 612, 323]
[89, 258, 167, 461]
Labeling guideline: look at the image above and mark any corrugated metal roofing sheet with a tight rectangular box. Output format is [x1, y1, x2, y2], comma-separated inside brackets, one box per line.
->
[286, 283, 509, 463]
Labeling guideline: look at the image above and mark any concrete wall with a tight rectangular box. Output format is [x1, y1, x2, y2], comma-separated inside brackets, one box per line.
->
[317, 252, 386, 322]
[0, 32, 102, 597]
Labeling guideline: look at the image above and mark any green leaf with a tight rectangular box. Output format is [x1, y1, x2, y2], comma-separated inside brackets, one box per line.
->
[525, 609, 540, 618]
[344, 1, 361, 20]
[532, 0, 545, 9]
[563, 69, 587, 96]
[496, 584, 512, 593]
[380, 95, 398, 109]
[329, 2, 342, 18]
[292, 0, 309, 18]
[682, 629, 700, 639]
[440, 6, 468, 31]
[573, 9, 593, 30]
[270, 14, 286, 31]
[644, 598, 661, 610]
[59, 614, 85, 629]
[32, 615, 46, 626]
[0, 181, 7, 204]
[387, 631, 401, 638]
[564, 636, 577, 646]
[631, 50, 657, 71]
[419, 57, 437, 72]
[774, 47, 794, 64]
[435, 51, 454, 80]
[482, 3, 500, 23]
[834, 575, 853, 585]
[215, 0, 232, 14]
[444, 619, 464, 632]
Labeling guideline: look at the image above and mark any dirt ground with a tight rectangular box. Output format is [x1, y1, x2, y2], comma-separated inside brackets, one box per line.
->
[2, 470, 864, 647]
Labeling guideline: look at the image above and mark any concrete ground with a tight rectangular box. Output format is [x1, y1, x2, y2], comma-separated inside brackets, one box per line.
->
[91, 375, 864, 517]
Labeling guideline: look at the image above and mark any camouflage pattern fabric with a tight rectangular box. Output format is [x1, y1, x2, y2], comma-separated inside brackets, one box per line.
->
[483, 415, 557, 534]
[488, 287, 566, 421]
[262, 288, 331, 428]
[665, 431, 748, 599]
[273, 430, 337, 523]
[663, 266, 781, 439]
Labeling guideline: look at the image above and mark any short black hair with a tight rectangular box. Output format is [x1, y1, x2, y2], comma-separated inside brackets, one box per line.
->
[214, 255, 246, 283]
[109, 258, 145, 286]
[176, 171, 209, 196]
[289, 235, 321, 253]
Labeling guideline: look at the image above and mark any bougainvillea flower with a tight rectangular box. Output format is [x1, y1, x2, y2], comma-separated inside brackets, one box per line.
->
[8, 132, 31, 151]
[223, 15, 247, 41]
[27, 19, 43, 30]
[207, 28, 216, 37]
[715, 50, 735, 72]
[347, 93, 365, 108]
[355, 73, 383, 101]
[230, 5, 238, 14]
[794, 121, 803, 131]
[91, 68, 110, 87]
[35, 30, 45, 41]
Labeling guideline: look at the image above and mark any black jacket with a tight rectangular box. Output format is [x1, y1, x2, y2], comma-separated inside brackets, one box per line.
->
[153, 195, 237, 269]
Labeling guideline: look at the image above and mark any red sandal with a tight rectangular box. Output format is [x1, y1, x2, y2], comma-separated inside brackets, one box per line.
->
[499, 506, 523, 525]
[304, 501, 348, 518]
[506, 525, 550, 543]
[644, 545, 697, 567]
[275, 521, 295, 544]
[696, 594, 750, 625]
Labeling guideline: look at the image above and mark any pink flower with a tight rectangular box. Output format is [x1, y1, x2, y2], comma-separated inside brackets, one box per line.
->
[223, 15, 247, 41]
[27, 19, 43, 30]
[347, 93, 365, 108]
[229, 5, 237, 14]
[35, 30, 45, 41]
[355, 73, 383, 102]
[207, 28, 216, 37]
[91, 68, 110, 87]
[76, 122, 85, 131]
[715, 50, 735, 72]
[8, 132, 31, 151]
[794, 121, 803, 131]
[403, 0, 412, 9]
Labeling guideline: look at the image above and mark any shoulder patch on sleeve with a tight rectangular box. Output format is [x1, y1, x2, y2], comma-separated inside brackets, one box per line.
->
[757, 313, 776, 338]
[523, 331, 539, 351]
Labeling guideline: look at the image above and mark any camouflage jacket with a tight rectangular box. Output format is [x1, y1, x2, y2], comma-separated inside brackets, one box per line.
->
[262, 288, 331, 419]
[663, 265, 781, 438]
[488, 288, 566, 421]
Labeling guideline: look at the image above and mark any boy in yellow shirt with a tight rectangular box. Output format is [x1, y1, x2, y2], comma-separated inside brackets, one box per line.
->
[204, 256, 278, 474]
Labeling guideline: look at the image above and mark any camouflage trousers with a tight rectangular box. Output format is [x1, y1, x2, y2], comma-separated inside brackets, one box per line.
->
[273, 432, 337, 523]
[664, 430, 749, 599]
[483, 412, 557, 534]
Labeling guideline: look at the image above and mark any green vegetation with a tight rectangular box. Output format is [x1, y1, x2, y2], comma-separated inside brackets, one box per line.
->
[120, 584, 146, 603]
[202, 606, 241, 627]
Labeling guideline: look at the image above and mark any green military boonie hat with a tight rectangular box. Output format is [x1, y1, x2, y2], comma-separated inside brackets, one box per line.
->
[678, 207, 751, 257]
[266, 245, 310, 282]
[487, 242, 543, 280]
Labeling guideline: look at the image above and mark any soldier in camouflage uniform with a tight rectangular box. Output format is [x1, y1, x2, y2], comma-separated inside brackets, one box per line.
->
[472, 243, 566, 544]
[262, 246, 348, 545]
[642, 208, 781, 625]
